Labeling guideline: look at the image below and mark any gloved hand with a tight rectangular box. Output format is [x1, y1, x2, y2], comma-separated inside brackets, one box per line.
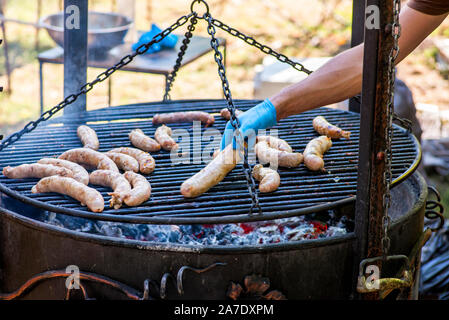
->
[220, 99, 277, 151]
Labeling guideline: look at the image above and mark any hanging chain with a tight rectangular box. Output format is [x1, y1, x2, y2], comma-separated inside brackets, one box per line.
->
[163, 14, 199, 101]
[382, 0, 401, 259]
[209, 17, 313, 75]
[0, 13, 194, 152]
[0, 0, 315, 216]
[204, 13, 261, 215]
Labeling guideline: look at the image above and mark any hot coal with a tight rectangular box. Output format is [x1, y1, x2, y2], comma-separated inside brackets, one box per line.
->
[41, 210, 351, 246]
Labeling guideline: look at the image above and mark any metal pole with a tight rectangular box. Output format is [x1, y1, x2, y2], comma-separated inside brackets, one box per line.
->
[353, 0, 394, 299]
[63, 0, 88, 115]
[39, 61, 44, 114]
[348, 0, 365, 113]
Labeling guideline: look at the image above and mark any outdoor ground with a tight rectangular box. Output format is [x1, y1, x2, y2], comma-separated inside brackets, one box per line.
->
[0, 0, 448, 214]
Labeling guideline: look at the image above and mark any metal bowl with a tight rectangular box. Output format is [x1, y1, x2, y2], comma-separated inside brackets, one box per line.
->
[40, 11, 133, 52]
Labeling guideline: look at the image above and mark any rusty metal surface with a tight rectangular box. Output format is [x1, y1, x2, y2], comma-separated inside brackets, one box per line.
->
[0, 172, 427, 299]
[354, 0, 397, 299]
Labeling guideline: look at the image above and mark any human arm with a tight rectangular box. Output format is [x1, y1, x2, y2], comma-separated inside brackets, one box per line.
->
[272, 4, 448, 120]
[220, 4, 448, 150]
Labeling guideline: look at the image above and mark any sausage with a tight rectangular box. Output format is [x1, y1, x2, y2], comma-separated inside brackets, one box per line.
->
[89, 170, 131, 209]
[108, 147, 155, 175]
[104, 152, 139, 173]
[256, 135, 293, 152]
[129, 129, 161, 152]
[123, 171, 151, 206]
[220, 108, 243, 120]
[2, 163, 73, 179]
[312, 116, 351, 139]
[32, 176, 104, 213]
[252, 164, 280, 193]
[154, 125, 178, 151]
[38, 158, 89, 185]
[59, 148, 119, 172]
[303, 136, 332, 171]
[77, 125, 100, 150]
[153, 111, 215, 127]
[181, 144, 240, 198]
[255, 140, 303, 168]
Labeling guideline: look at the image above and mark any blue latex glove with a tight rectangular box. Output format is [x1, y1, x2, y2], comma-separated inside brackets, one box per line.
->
[149, 24, 178, 49]
[132, 24, 178, 54]
[220, 99, 277, 151]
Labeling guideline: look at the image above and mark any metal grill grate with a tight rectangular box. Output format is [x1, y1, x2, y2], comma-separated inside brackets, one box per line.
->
[0, 99, 421, 224]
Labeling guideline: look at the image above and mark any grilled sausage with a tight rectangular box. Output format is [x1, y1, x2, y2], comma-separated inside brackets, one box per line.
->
[38, 158, 89, 185]
[2, 163, 73, 179]
[220, 108, 243, 120]
[104, 152, 139, 173]
[252, 164, 280, 193]
[312, 116, 351, 140]
[108, 147, 155, 175]
[255, 140, 303, 168]
[153, 111, 215, 127]
[303, 136, 332, 171]
[32, 176, 104, 213]
[123, 171, 151, 206]
[59, 148, 119, 172]
[181, 144, 240, 198]
[77, 125, 100, 150]
[89, 170, 131, 209]
[154, 125, 178, 151]
[129, 129, 161, 152]
[256, 135, 293, 153]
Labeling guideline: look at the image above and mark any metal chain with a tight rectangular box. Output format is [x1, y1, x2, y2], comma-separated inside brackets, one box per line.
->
[204, 13, 261, 215]
[209, 17, 313, 75]
[393, 112, 412, 132]
[0, 13, 194, 152]
[382, 0, 401, 259]
[163, 14, 199, 101]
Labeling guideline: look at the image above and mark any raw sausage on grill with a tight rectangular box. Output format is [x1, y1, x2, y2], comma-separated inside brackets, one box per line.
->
[303, 136, 332, 171]
[153, 111, 215, 127]
[2, 163, 73, 179]
[154, 125, 178, 151]
[32, 176, 104, 213]
[108, 147, 155, 175]
[38, 158, 89, 185]
[312, 116, 351, 140]
[59, 148, 119, 172]
[129, 129, 161, 152]
[89, 170, 131, 209]
[123, 171, 152, 206]
[181, 144, 240, 198]
[77, 125, 100, 150]
[252, 164, 280, 193]
[104, 152, 139, 173]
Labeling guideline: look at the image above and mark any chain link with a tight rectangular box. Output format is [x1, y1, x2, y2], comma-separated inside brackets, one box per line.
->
[164, 14, 199, 101]
[0, 13, 193, 152]
[209, 17, 313, 75]
[382, 0, 401, 259]
[204, 14, 261, 214]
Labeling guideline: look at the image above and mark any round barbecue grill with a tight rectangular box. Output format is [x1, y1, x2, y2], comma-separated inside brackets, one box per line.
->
[0, 0, 438, 300]
[0, 99, 425, 300]
[0, 99, 420, 225]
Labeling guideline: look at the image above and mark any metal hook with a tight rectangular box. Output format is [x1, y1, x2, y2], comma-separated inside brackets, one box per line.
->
[190, 0, 210, 17]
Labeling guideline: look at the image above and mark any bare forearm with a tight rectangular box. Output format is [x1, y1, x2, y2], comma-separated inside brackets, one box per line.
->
[271, 4, 448, 121]
[271, 44, 363, 120]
